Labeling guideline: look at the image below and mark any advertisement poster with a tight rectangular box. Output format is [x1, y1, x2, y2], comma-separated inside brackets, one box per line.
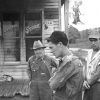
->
[43, 20, 54, 39]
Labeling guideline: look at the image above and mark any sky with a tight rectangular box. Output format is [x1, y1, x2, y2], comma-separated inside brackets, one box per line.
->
[79, 0, 100, 30]
[61, 0, 100, 31]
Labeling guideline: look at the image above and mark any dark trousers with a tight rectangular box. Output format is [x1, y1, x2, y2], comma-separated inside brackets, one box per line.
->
[84, 82, 100, 100]
[29, 81, 53, 100]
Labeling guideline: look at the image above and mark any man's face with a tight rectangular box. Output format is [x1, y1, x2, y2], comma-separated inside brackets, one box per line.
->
[48, 42, 62, 58]
[34, 48, 45, 58]
[89, 38, 100, 51]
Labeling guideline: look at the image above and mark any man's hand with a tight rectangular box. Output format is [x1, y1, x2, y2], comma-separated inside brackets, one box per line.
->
[52, 68, 57, 74]
[83, 81, 90, 89]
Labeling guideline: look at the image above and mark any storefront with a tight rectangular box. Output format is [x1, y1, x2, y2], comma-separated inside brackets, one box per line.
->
[0, 0, 66, 79]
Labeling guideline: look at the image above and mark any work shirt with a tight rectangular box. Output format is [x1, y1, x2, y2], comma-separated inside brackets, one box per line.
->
[27, 55, 57, 100]
[85, 49, 100, 84]
[27, 55, 57, 81]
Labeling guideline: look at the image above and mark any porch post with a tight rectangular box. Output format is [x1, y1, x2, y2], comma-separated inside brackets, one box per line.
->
[64, 0, 69, 36]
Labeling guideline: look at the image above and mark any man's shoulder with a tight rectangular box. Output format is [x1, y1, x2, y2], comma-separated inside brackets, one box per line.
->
[71, 55, 83, 67]
[44, 55, 58, 66]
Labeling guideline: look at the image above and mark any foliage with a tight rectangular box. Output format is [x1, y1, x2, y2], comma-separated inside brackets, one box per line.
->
[68, 25, 80, 43]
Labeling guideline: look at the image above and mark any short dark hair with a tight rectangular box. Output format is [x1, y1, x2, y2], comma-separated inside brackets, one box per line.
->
[47, 31, 68, 46]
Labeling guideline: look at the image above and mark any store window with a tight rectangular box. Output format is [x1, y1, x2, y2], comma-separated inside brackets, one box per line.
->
[2, 13, 20, 62]
[25, 12, 42, 61]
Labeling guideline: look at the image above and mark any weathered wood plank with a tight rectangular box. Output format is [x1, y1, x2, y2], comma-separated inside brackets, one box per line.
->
[0, 0, 60, 11]
[0, 79, 29, 97]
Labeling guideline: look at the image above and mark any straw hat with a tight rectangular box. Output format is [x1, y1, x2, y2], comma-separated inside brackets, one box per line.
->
[32, 40, 46, 50]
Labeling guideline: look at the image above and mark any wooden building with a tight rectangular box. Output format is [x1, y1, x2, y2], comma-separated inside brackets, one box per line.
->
[0, 0, 69, 98]
[0, 0, 69, 79]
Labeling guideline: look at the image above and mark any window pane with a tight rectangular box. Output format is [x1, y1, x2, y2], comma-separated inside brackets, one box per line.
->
[4, 38, 20, 61]
[25, 13, 42, 36]
[25, 20, 42, 36]
[25, 12, 42, 61]
[3, 17, 20, 61]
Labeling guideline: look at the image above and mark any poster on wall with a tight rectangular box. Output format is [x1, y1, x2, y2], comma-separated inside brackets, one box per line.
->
[43, 20, 54, 39]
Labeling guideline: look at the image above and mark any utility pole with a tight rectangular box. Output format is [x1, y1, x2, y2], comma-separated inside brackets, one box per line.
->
[64, 0, 69, 36]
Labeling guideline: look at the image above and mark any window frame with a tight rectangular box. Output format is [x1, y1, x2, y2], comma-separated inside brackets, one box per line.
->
[0, 10, 44, 65]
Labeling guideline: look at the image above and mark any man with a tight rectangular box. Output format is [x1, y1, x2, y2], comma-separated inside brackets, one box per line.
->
[83, 30, 100, 100]
[27, 40, 57, 100]
[47, 31, 84, 100]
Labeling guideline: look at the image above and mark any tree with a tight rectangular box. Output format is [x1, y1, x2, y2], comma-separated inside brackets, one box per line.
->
[68, 25, 80, 43]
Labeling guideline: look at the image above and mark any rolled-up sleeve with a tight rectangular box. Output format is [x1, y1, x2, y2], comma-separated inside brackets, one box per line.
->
[88, 64, 100, 85]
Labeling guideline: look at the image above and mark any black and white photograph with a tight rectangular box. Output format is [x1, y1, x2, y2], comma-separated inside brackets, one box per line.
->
[0, 0, 100, 100]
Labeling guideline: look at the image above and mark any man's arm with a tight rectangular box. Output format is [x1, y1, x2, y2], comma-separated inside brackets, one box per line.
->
[49, 57, 83, 90]
[88, 64, 100, 85]
[49, 61, 77, 90]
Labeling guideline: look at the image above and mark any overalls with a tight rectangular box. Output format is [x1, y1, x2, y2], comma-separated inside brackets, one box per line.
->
[28, 56, 53, 100]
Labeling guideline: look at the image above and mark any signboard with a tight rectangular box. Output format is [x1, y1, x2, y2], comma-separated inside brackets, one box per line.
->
[25, 20, 41, 36]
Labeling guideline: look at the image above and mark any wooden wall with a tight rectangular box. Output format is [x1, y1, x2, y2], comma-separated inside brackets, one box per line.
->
[0, 0, 60, 12]
[0, 0, 62, 79]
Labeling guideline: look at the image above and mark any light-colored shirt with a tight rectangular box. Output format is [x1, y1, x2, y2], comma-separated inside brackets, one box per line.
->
[86, 49, 100, 80]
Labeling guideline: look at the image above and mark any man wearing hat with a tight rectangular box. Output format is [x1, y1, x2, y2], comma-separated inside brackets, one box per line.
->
[47, 31, 84, 100]
[27, 40, 57, 100]
[83, 29, 100, 100]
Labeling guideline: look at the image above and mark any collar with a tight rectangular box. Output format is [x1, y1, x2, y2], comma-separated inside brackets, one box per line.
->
[61, 52, 73, 63]
[35, 55, 45, 61]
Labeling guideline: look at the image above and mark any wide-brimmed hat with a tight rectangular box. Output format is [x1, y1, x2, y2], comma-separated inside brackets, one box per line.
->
[32, 40, 46, 50]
